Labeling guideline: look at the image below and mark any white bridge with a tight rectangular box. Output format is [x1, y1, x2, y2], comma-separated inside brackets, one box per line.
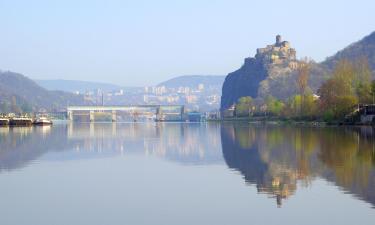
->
[67, 105, 185, 122]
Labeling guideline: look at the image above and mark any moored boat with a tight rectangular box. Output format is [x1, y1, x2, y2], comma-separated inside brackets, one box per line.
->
[0, 118, 9, 126]
[33, 116, 53, 126]
[9, 117, 33, 126]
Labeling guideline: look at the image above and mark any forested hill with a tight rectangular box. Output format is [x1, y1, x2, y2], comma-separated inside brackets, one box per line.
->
[0, 71, 86, 112]
[35, 79, 126, 93]
[322, 31, 375, 72]
[158, 75, 225, 88]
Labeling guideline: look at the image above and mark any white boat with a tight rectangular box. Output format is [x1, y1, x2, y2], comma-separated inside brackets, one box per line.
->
[34, 117, 53, 125]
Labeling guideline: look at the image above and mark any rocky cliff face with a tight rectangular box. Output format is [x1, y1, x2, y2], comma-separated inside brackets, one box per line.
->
[221, 31, 375, 111]
[221, 35, 302, 110]
[221, 58, 268, 110]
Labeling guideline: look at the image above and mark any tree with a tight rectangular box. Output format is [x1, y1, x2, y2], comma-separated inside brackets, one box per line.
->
[318, 59, 358, 120]
[354, 57, 372, 104]
[297, 62, 311, 116]
[20, 102, 32, 113]
[283, 95, 302, 118]
[297, 61, 310, 96]
[0, 102, 10, 114]
[235, 96, 253, 117]
[265, 95, 284, 116]
[371, 80, 375, 104]
[10, 96, 21, 114]
[302, 92, 318, 118]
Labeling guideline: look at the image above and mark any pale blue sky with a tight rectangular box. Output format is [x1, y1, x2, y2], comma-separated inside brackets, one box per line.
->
[0, 0, 374, 86]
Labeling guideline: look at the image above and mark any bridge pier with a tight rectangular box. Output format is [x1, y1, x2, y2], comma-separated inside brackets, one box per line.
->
[156, 106, 161, 121]
[181, 106, 185, 121]
[89, 111, 95, 122]
[112, 110, 116, 122]
[67, 110, 73, 121]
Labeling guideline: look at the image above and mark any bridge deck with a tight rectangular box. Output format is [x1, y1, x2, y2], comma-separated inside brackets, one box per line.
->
[67, 105, 184, 111]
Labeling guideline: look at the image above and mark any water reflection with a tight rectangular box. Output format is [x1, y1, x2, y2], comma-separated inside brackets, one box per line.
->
[0, 122, 375, 210]
[0, 123, 222, 172]
[221, 124, 375, 207]
[0, 126, 56, 171]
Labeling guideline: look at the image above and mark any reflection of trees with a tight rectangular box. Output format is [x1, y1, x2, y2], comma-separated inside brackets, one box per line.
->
[0, 126, 74, 172]
[221, 124, 375, 207]
[317, 127, 375, 206]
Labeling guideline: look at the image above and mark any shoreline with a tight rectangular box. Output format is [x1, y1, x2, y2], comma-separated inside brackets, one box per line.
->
[207, 118, 374, 127]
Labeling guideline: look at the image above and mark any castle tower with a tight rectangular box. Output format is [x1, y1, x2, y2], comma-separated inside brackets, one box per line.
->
[276, 35, 282, 45]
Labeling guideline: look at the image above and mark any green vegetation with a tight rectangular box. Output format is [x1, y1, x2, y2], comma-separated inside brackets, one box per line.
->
[223, 124, 375, 206]
[0, 71, 85, 114]
[0, 95, 32, 114]
[235, 96, 253, 117]
[227, 57, 374, 123]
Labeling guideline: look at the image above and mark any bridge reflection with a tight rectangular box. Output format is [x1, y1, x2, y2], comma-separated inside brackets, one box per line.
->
[0, 123, 222, 172]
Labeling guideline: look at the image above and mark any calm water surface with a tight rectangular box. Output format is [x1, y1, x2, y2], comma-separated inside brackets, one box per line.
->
[0, 122, 375, 225]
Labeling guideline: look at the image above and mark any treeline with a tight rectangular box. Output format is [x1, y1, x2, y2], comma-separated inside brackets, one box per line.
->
[230, 57, 374, 122]
[0, 95, 33, 114]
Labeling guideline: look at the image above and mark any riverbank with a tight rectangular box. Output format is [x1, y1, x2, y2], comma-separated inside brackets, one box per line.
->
[0, 116, 53, 127]
[207, 117, 373, 127]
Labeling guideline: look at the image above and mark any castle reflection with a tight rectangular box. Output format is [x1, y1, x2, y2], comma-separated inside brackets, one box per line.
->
[221, 124, 375, 207]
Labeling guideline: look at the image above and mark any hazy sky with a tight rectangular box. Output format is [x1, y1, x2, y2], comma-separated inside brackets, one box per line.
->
[0, 0, 374, 86]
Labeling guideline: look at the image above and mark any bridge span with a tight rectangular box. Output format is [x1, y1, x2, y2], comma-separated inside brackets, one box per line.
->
[67, 105, 185, 122]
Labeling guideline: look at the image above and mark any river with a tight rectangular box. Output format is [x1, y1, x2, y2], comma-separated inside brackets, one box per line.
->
[0, 122, 374, 225]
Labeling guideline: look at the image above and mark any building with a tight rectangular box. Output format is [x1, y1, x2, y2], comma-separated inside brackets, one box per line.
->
[255, 35, 298, 68]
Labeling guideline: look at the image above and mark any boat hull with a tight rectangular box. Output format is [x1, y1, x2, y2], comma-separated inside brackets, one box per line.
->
[9, 119, 33, 126]
[34, 121, 53, 126]
[0, 120, 9, 126]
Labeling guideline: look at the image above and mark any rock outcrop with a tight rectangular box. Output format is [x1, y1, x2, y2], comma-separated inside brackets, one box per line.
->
[221, 31, 375, 111]
[221, 35, 301, 110]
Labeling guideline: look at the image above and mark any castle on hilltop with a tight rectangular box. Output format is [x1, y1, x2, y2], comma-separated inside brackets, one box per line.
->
[255, 35, 298, 69]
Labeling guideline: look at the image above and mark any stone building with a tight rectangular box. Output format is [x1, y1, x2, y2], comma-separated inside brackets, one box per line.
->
[255, 35, 298, 68]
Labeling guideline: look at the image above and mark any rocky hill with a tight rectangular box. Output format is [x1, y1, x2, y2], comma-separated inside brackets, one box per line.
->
[220, 34, 366, 110]
[35, 79, 127, 93]
[221, 35, 325, 110]
[0, 71, 87, 112]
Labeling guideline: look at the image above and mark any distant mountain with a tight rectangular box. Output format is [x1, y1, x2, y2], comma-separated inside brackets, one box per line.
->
[35, 79, 130, 93]
[158, 75, 225, 88]
[322, 31, 375, 72]
[0, 71, 86, 112]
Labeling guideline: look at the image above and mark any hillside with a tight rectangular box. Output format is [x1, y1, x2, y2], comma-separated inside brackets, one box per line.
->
[0, 71, 86, 112]
[220, 32, 375, 110]
[158, 75, 225, 88]
[35, 79, 131, 93]
[221, 35, 327, 110]
[322, 31, 375, 72]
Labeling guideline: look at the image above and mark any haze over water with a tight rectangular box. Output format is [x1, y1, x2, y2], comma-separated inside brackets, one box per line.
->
[0, 123, 374, 225]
